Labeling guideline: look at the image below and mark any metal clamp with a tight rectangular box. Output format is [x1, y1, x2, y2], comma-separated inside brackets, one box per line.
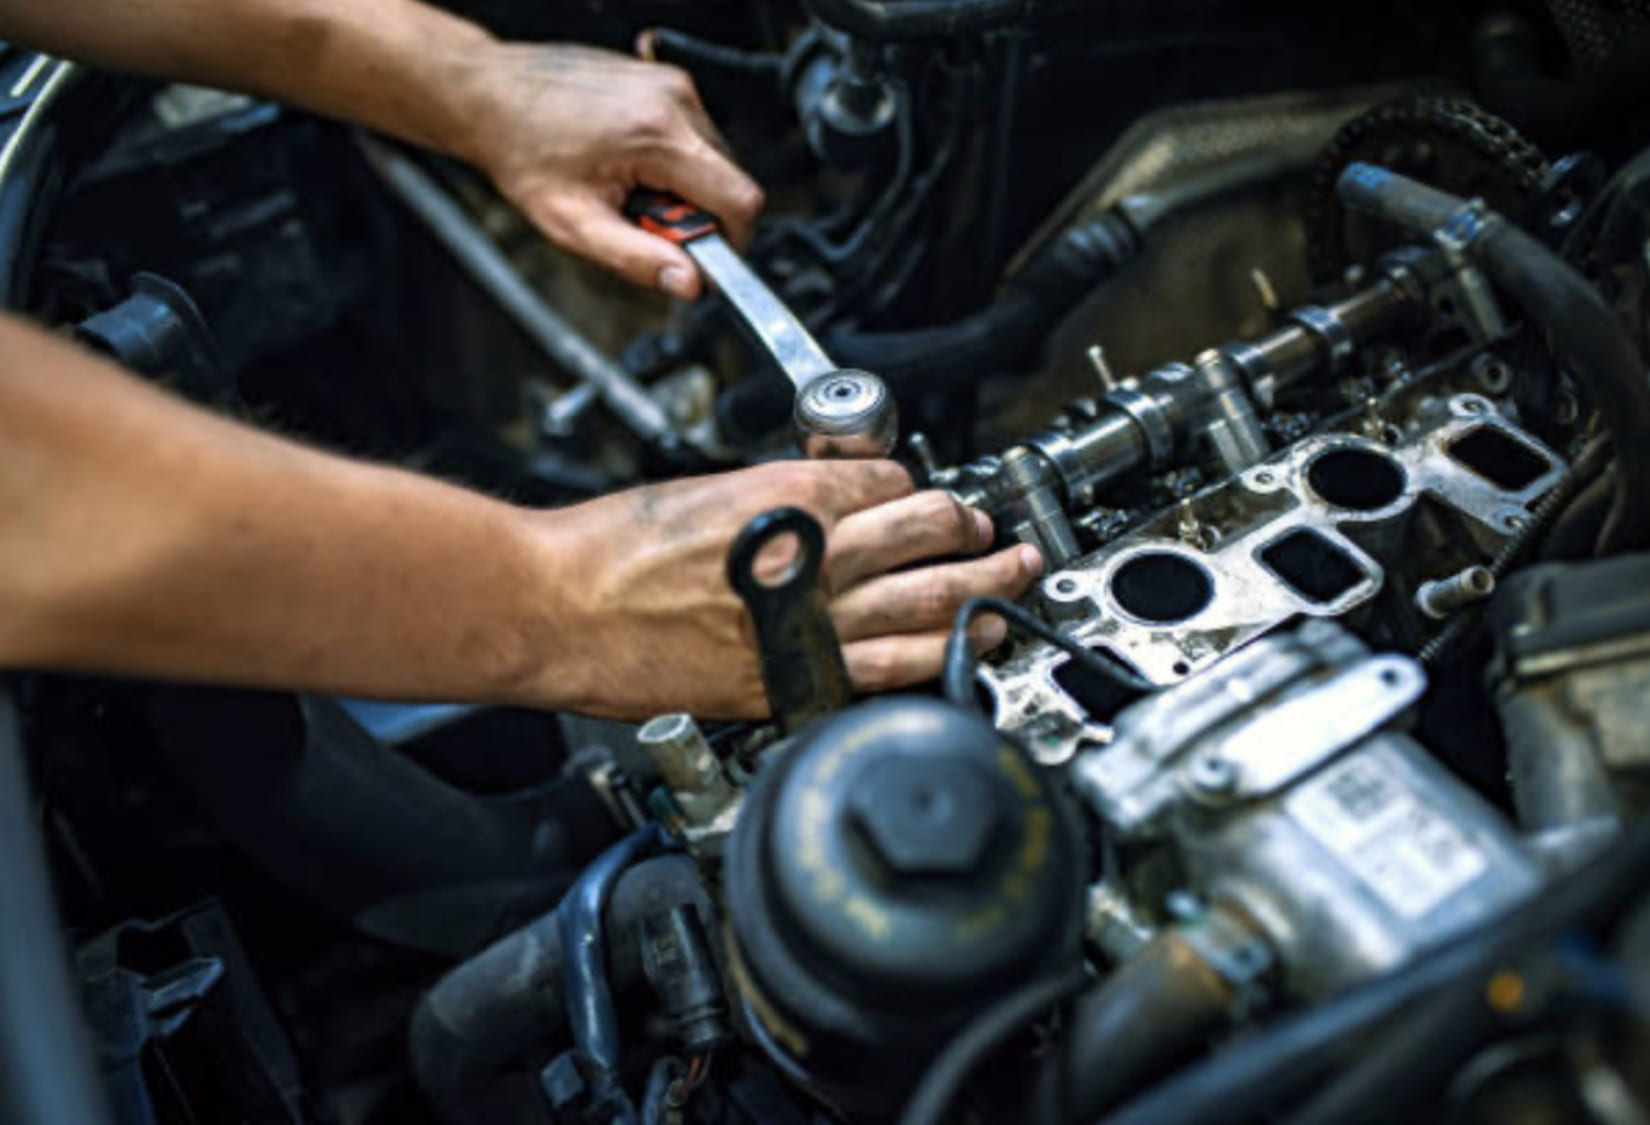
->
[726, 508, 853, 732]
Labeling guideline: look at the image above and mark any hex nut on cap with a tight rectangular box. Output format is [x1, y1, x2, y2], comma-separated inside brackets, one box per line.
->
[847, 756, 1000, 876]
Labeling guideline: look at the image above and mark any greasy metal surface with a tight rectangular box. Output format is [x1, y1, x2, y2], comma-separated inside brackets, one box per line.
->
[1073, 625, 1541, 996]
[982, 392, 1566, 764]
[726, 507, 853, 733]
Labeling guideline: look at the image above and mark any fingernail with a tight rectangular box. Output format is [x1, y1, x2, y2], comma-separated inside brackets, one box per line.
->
[1018, 544, 1044, 577]
[973, 509, 993, 544]
[980, 617, 1008, 647]
[659, 264, 696, 300]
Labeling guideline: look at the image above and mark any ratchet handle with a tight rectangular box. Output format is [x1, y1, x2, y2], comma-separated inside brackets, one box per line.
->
[625, 189, 719, 245]
[726, 507, 853, 732]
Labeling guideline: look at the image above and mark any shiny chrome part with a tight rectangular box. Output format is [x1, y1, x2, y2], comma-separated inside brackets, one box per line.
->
[793, 369, 899, 459]
[687, 233, 838, 389]
[1416, 565, 1496, 620]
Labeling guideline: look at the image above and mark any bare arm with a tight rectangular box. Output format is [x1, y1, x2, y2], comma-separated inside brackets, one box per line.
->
[0, 316, 1036, 717]
[0, 0, 764, 297]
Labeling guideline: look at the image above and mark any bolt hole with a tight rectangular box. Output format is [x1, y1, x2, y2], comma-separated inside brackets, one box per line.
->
[1172, 661, 1191, 676]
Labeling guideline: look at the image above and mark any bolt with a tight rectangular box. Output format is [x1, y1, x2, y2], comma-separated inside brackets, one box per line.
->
[1087, 344, 1119, 393]
[846, 756, 1002, 877]
[1177, 499, 1201, 546]
[1416, 566, 1496, 620]
[1249, 266, 1280, 315]
[1189, 755, 1238, 795]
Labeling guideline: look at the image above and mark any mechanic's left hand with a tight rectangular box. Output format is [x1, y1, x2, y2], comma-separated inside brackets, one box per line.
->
[459, 43, 764, 300]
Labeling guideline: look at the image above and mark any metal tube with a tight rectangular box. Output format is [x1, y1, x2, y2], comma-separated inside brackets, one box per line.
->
[358, 138, 675, 445]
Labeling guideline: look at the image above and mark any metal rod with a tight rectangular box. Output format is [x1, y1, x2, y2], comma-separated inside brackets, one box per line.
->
[358, 137, 675, 445]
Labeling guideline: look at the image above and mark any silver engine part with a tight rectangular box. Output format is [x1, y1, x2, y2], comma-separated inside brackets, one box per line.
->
[1074, 622, 1542, 996]
[983, 386, 1565, 764]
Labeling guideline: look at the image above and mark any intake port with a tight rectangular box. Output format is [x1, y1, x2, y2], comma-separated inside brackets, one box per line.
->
[1259, 528, 1368, 605]
[1109, 551, 1214, 624]
[1305, 446, 1407, 512]
[1445, 426, 1552, 491]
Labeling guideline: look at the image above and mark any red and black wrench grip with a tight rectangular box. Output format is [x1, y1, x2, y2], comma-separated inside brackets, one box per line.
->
[624, 189, 719, 245]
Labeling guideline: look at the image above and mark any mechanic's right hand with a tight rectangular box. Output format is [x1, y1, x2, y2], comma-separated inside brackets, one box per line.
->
[458, 43, 763, 300]
[533, 460, 1041, 720]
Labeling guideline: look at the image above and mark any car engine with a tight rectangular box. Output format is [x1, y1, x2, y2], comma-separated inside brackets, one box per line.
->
[10, 2, 1650, 1123]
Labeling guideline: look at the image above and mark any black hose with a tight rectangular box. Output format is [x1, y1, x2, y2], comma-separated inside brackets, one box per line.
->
[408, 855, 709, 1124]
[1286, 814, 1650, 1125]
[1099, 942, 1483, 1125]
[1107, 805, 1650, 1125]
[642, 1056, 682, 1125]
[145, 687, 618, 957]
[1039, 931, 1233, 1122]
[897, 967, 1089, 1125]
[560, 825, 668, 1084]
[944, 596, 1153, 711]
[1336, 164, 1650, 553]
[645, 29, 783, 78]
[806, 0, 1027, 42]
[0, 689, 115, 1125]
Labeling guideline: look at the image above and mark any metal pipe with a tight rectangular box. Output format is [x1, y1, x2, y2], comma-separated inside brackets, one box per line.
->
[358, 137, 675, 446]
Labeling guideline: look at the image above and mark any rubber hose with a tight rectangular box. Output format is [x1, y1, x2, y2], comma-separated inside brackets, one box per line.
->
[1338, 165, 1650, 552]
[408, 855, 710, 1124]
[1100, 942, 1482, 1125]
[145, 687, 618, 958]
[1475, 223, 1650, 550]
[1039, 931, 1232, 1121]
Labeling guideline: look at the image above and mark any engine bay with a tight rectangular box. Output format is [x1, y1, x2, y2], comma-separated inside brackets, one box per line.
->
[11, 1, 1650, 1123]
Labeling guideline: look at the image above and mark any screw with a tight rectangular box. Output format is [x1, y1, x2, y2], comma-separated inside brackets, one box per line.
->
[1087, 344, 1119, 393]
[1190, 755, 1238, 795]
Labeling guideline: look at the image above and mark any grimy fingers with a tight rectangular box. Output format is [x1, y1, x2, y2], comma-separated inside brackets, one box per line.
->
[825, 490, 994, 593]
[637, 137, 764, 252]
[830, 545, 1041, 643]
[842, 618, 1012, 695]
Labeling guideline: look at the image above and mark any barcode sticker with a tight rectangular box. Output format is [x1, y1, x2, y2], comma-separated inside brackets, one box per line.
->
[1285, 755, 1487, 920]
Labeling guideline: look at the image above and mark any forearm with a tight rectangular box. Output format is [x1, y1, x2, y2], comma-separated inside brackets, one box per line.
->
[0, 0, 496, 161]
[0, 314, 582, 706]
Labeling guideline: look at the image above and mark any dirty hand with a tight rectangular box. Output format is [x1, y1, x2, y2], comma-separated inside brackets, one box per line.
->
[536, 460, 1042, 719]
[459, 43, 763, 300]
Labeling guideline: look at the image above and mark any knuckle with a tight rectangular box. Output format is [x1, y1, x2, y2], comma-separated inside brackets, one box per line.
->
[851, 642, 901, 691]
[657, 65, 697, 101]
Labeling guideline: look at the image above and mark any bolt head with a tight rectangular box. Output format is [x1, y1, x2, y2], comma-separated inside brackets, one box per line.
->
[847, 756, 1001, 877]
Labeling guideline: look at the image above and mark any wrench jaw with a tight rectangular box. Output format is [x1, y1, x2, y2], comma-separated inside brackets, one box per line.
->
[793, 369, 900, 459]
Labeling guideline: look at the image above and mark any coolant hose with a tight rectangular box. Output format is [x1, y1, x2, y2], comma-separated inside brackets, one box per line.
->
[1037, 930, 1233, 1121]
[1337, 163, 1650, 551]
[407, 854, 710, 1124]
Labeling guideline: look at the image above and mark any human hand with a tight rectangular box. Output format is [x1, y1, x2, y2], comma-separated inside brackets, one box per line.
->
[532, 460, 1041, 719]
[457, 42, 763, 299]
